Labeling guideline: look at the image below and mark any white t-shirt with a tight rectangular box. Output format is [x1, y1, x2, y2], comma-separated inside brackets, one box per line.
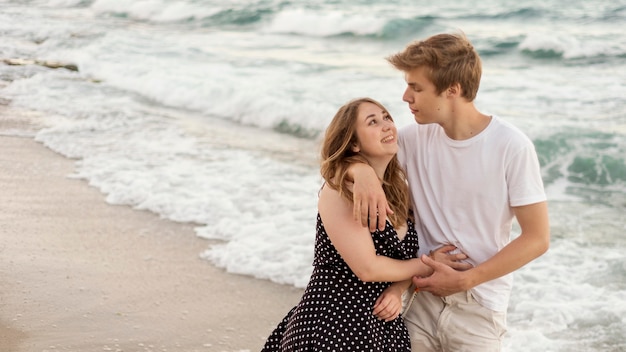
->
[398, 116, 546, 312]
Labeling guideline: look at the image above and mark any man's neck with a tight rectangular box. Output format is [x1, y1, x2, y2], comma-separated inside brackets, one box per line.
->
[439, 103, 491, 140]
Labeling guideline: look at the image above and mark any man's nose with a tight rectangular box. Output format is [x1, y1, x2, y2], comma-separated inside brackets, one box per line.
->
[402, 88, 412, 103]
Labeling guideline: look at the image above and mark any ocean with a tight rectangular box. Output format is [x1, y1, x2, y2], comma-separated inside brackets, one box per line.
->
[0, 0, 624, 351]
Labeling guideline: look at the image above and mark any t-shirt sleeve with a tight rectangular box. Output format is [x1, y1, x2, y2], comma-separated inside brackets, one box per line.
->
[506, 142, 547, 207]
[397, 124, 416, 171]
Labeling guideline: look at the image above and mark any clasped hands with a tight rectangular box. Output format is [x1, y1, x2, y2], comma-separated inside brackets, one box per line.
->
[372, 245, 472, 322]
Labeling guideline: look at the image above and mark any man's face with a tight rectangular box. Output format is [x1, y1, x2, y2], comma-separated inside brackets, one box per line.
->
[401, 67, 448, 125]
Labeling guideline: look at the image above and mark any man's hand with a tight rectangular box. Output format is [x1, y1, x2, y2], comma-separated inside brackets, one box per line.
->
[350, 163, 393, 232]
[413, 254, 472, 297]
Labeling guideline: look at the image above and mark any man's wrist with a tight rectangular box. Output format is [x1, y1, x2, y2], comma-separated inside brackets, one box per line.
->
[459, 269, 477, 291]
[348, 161, 374, 180]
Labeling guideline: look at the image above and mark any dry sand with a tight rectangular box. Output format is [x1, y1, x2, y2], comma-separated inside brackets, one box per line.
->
[0, 131, 303, 351]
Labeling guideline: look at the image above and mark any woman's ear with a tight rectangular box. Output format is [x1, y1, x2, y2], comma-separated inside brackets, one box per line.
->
[351, 143, 360, 153]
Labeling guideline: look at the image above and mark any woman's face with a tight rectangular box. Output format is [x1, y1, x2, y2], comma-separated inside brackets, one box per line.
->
[352, 102, 398, 163]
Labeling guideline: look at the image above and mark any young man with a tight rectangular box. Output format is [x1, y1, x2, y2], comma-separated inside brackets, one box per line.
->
[350, 33, 550, 351]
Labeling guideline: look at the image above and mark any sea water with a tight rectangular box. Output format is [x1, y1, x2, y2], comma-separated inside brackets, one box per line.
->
[0, 0, 624, 351]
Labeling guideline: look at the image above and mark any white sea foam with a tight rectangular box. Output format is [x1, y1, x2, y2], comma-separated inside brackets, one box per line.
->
[91, 0, 222, 22]
[266, 8, 387, 37]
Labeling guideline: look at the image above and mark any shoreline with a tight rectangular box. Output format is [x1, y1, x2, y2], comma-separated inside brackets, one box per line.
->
[0, 132, 303, 352]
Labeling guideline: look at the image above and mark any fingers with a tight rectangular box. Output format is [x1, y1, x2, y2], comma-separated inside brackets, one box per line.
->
[373, 302, 401, 321]
[360, 206, 369, 228]
[412, 275, 427, 289]
[430, 244, 457, 263]
[368, 208, 378, 232]
[375, 200, 393, 231]
[373, 294, 402, 321]
[430, 245, 470, 268]
[351, 172, 391, 231]
[454, 252, 468, 260]
[355, 196, 391, 232]
[413, 275, 436, 297]
[442, 252, 468, 267]
[372, 198, 385, 232]
[354, 194, 367, 227]
[372, 295, 385, 315]
[450, 261, 473, 271]
[435, 244, 457, 253]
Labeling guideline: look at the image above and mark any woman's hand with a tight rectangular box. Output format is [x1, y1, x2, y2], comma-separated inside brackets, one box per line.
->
[429, 244, 473, 271]
[372, 282, 407, 321]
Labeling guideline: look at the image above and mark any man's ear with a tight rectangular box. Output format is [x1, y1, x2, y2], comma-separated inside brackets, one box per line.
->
[447, 83, 462, 97]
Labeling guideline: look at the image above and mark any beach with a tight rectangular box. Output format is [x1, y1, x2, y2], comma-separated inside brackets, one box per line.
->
[0, 129, 303, 351]
[1, 1, 624, 351]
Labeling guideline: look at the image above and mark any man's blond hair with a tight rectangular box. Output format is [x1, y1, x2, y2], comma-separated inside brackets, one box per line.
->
[387, 33, 482, 101]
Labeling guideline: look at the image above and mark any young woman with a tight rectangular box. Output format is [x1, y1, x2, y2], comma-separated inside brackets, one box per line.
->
[261, 97, 468, 351]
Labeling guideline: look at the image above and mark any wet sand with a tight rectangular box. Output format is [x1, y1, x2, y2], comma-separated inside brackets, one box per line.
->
[0, 132, 303, 352]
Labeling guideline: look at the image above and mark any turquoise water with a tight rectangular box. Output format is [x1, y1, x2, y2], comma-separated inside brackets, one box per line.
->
[0, 0, 624, 350]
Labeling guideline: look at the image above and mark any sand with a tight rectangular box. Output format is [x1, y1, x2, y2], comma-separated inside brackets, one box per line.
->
[0, 126, 304, 351]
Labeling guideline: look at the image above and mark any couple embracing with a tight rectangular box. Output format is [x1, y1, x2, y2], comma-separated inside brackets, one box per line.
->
[263, 32, 550, 352]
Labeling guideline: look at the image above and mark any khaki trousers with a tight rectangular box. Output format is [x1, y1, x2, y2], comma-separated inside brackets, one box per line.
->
[403, 290, 507, 352]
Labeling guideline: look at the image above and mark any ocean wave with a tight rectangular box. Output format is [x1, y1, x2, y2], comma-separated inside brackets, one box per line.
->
[265, 8, 386, 37]
[535, 130, 626, 207]
[88, 0, 278, 26]
[87, 1, 417, 34]
[518, 33, 626, 62]
[601, 4, 626, 21]
[22, 0, 93, 8]
[375, 16, 436, 40]
[457, 4, 625, 23]
[89, 0, 223, 23]
[263, 8, 436, 39]
[477, 36, 524, 57]
[459, 7, 544, 20]
[274, 119, 320, 139]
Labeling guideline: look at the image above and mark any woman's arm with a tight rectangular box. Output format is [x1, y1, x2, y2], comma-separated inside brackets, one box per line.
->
[372, 246, 473, 321]
[318, 184, 431, 282]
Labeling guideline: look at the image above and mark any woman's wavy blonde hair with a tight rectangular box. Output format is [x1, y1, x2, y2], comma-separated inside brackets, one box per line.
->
[320, 97, 411, 228]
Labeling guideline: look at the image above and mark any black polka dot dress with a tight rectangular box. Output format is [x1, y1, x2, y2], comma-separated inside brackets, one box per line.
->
[262, 213, 419, 352]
